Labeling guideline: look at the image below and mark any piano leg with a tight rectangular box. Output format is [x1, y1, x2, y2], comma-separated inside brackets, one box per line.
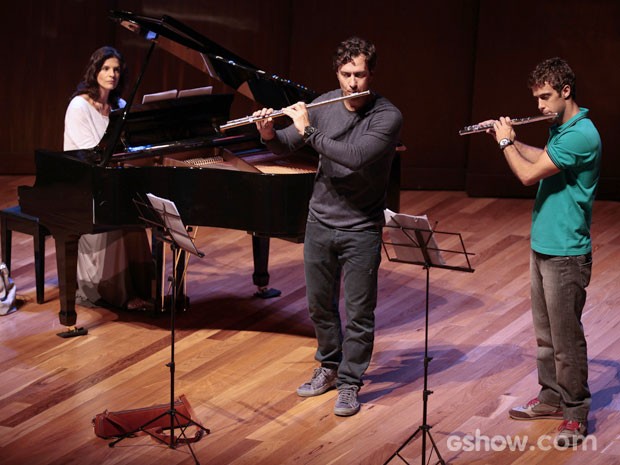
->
[252, 235, 281, 298]
[53, 234, 79, 327]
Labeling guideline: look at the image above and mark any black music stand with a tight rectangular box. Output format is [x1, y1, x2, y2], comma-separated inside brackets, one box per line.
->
[381, 212, 474, 465]
[108, 194, 210, 464]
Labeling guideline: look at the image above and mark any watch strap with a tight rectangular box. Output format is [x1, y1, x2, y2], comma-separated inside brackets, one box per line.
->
[303, 125, 317, 141]
[499, 138, 514, 150]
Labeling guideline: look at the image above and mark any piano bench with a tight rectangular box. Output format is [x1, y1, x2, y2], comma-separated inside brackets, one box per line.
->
[0, 205, 51, 304]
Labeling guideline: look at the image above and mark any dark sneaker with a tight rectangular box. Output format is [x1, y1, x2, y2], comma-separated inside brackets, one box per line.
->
[509, 397, 563, 420]
[334, 386, 360, 416]
[555, 420, 587, 447]
[296, 367, 337, 397]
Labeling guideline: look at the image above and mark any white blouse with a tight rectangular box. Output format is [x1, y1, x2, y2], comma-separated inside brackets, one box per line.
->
[63, 95, 126, 150]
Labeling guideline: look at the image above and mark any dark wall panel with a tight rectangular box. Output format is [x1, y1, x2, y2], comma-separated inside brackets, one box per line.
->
[2, 0, 116, 173]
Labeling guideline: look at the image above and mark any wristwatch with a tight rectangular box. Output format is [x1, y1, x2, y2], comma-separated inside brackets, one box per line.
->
[303, 125, 317, 141]
[498, 138, 514, 150]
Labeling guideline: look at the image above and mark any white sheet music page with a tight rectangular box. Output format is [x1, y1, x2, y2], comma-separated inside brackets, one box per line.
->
[146, 193, 202, 256]
[141, 89, 178, 104]
[383, 209, 445, 265]
[177, 86, 213, 98]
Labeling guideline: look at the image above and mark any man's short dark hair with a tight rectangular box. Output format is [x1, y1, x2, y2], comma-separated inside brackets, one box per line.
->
[333, 37, 377, 73]
[528, 57, 576, 99]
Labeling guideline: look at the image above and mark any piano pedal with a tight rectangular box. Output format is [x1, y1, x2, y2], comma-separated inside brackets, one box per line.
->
[56, 326, 88, 338]
[254, 287, 281, 299]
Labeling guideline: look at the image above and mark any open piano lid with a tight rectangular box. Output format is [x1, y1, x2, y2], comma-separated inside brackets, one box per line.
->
[109, 10, 317, 109]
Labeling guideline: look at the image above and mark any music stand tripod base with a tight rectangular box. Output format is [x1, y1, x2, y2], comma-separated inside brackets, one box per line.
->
[381, 214, 474, 465]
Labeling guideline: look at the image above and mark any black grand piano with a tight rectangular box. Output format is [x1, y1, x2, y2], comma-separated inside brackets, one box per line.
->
[18, 11, 321, 327]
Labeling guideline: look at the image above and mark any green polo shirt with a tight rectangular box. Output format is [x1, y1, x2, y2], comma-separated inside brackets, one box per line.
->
[531, 108, 601, 256]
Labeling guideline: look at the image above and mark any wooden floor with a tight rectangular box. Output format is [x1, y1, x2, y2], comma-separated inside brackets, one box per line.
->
[1, 175, 620, 465]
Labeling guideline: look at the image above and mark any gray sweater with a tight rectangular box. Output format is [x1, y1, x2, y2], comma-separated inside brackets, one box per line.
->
[265, 89, 403, 230]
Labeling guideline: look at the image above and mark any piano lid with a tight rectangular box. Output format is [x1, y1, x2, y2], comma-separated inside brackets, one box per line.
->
[109, 10, 318, 110]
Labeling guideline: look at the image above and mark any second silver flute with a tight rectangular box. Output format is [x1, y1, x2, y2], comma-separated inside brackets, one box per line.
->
[218, 90, 371, 131]
[459, 113, 558, 136]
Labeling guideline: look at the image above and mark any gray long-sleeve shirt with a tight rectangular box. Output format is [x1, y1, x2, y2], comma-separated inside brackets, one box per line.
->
[265, 89, 403, 230]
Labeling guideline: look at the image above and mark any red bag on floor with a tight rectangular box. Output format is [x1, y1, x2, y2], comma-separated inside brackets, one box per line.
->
[92, 394, 207, 444]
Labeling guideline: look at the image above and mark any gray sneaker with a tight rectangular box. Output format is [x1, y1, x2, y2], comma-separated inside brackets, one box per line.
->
[509, 397, 563, 420]
[334, 385, 360, 416]
[296, 367, 337, 397]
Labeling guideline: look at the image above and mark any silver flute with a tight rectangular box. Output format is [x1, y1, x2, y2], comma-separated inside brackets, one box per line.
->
[458, 113, 558, 136]
[218, 90, 371, 131]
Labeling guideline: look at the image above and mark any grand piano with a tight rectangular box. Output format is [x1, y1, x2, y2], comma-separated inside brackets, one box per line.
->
[18, 11, 321, 327]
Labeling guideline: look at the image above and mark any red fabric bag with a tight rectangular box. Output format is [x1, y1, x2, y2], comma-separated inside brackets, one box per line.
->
[92, 394, 206, 444]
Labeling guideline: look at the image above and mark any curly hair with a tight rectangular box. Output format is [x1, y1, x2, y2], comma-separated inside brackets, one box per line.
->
[332, 37, 377, 73]
[528, 57, 576, 99]
[72, 46, 127, 109]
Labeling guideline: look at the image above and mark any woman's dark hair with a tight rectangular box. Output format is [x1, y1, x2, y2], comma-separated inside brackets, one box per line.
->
[528, 57, 576, 99]
[72, 46, 127, 109]
[332, 37, 377, 73]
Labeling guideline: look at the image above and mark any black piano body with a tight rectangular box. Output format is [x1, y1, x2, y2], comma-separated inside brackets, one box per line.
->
[19, 137, 317, 326]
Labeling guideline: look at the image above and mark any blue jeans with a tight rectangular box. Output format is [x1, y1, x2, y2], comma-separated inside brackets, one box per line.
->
[303, 215, 382, 388]
[530, 250, 592, 422]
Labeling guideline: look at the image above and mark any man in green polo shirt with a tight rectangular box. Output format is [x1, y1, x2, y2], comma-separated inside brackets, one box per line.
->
[488, 57, 601, 447]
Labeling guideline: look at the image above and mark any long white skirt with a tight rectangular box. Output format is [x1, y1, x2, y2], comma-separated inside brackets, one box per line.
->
[76, 229, 153, 308]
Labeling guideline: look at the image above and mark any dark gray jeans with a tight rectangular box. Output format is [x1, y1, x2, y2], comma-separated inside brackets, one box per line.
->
[303, 216, 382, 388]
[530, 249, 592, 422]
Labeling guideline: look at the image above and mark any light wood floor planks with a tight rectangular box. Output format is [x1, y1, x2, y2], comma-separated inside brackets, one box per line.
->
[1, 175, 620, 465]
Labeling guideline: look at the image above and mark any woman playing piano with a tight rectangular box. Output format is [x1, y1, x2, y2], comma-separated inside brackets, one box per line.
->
[63, 46, 153, 327]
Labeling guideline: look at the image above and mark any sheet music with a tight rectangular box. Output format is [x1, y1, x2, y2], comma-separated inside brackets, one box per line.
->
[142, 89, 178, 104]
[146, 193, 202, 257]
[384, 209, 445, 265]
[141, 86, 213, 104]
[177, 86, 213, 98]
